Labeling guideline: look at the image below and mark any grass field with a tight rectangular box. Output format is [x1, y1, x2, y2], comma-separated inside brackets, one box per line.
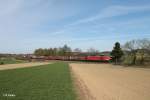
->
[0, 62, 76, 100]
[0, 58, 27, 64]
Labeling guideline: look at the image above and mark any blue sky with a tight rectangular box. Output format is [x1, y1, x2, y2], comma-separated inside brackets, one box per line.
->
[0, 0, 150, 53]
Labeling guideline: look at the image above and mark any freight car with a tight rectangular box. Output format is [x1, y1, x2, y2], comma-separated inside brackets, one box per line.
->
[32, 55, 112, 62]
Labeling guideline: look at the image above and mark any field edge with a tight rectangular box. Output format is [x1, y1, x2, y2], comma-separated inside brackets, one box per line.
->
[70, 64, 95, 100]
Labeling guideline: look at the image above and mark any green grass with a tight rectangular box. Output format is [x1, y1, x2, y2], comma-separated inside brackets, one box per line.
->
[0, 58, 27, 64]
[0, 62, 76, 100]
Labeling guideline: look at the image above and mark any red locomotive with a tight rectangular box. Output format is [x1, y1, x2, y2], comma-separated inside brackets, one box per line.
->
[85, 56, 111, 61]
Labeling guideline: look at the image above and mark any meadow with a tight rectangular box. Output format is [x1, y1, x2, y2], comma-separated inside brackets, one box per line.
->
[0, 58, 27, 65]
[0, 62, 76, 100]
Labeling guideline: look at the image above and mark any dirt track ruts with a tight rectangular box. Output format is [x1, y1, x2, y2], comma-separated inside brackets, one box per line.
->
[70, 63, 150, 100]
[0, 62, 51, 70]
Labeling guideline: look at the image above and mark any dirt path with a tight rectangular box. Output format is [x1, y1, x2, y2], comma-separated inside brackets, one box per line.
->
[0, 62, 51, 70]
[70, 63, 150, 100]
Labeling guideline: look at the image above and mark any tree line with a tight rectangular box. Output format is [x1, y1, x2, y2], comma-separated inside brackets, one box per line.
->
[111, 38, 150, 65]
[34, 45, 100, 56]
[34, 45, 72, 56]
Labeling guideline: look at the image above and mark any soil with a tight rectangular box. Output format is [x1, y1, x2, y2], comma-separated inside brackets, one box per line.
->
[70, 63, 150, 100]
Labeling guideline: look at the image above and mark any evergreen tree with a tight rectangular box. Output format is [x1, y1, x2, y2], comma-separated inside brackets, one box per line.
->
[111, 42, 123, 64]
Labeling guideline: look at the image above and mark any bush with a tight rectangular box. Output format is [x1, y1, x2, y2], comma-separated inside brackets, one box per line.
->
[122, 53, 150, 66]
[122, 55, 134, 65]
[0, 62, 4, 65]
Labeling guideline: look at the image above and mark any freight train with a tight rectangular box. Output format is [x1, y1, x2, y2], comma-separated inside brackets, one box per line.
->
[32, 55, 112, 62]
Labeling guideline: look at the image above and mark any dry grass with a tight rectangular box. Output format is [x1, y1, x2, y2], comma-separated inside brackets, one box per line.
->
[0, 62, 51, 70]
[70, 63, 150, 100]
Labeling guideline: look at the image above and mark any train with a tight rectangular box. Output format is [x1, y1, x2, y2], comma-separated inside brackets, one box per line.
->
[31, 55, 112, 62]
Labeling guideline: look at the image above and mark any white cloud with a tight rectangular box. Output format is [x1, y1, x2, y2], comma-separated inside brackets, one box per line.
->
[50, 5, 150, 36]
[0, 0, 23, 17]
[0, 0, 82, 38]
[68, 5, 150, 26]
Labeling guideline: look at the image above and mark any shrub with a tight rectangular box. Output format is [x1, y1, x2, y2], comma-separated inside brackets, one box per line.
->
[122, 55, 134, 65]
[0, 62, 4, 65]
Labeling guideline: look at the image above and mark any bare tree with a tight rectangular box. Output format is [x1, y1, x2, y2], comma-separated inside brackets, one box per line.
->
[137, 38, 150, 50]
[74, 48, 82, 52]
[123, 38, 150, 65]
[137, 39, 150, 64]
[87, 48, 99, 56]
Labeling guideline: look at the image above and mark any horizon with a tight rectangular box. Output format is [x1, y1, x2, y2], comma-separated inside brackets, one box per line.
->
[0, 0, 150, 54]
